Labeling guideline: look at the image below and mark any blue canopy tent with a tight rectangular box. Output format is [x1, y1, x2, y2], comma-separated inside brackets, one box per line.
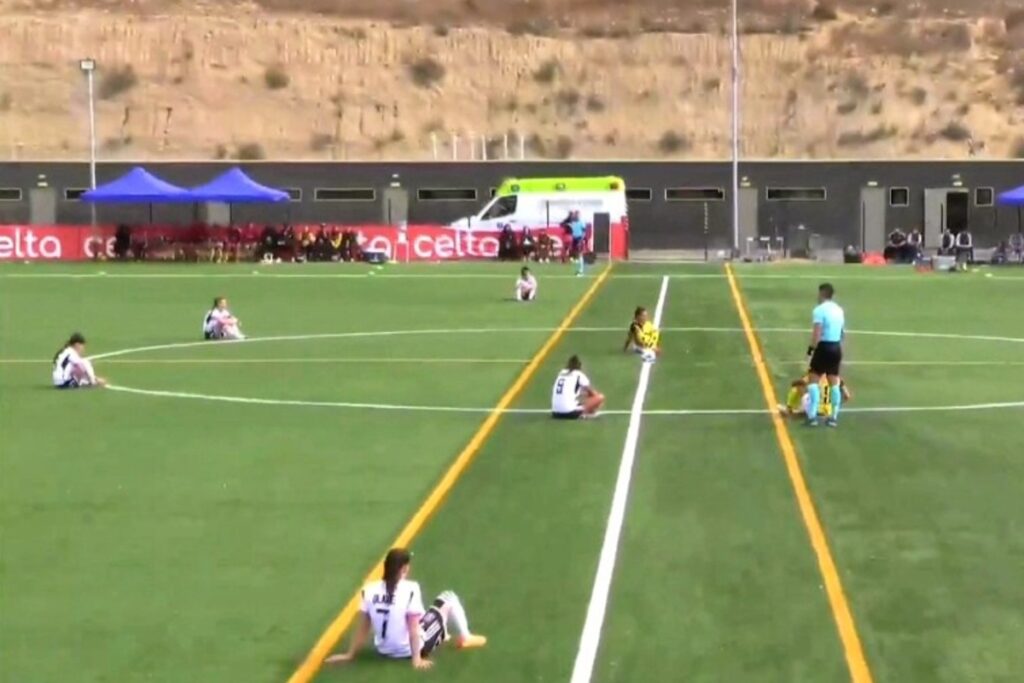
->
[80, 166, 193, 224]
[187, 167, 290, 203]
[81, 166, 191, 203]
[186, 167, 290, 225]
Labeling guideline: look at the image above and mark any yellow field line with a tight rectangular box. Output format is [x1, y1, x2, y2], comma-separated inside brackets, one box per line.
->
[724, 263, 874, 683]
[285, 265, 613, 683]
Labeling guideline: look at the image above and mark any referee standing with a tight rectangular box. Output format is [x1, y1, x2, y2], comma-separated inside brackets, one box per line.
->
[806, 282, 845, 427]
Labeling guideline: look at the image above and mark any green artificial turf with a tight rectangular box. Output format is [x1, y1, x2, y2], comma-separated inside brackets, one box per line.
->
[1, 261, 1022, 683]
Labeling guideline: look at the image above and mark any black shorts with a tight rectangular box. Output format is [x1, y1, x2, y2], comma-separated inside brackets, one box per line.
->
[809, 341, 842, 376]
[419, 599, 448, 658]
[551, 409, 583, 420]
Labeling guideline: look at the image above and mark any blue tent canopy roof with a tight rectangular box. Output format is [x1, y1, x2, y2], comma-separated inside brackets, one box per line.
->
[187, 167, 290, 203]
[997, 185, 1024, 206]
[81, 167, 191, 203]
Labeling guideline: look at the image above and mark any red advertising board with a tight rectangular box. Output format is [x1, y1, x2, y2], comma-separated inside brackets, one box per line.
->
[0, 223, 628, 262]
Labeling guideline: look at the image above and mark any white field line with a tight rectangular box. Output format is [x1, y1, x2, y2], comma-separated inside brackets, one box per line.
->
[9, 357, 1024, 368]
[569, 275, 670, 683]
[2, 271, 1024, 281]
[99, 384, 1024, 416]
[12, 323, 1014, 415]
[0, 356, 527, 365]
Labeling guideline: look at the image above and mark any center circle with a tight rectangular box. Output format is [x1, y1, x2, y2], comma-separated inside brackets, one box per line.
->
[92, 327, 1024, 415]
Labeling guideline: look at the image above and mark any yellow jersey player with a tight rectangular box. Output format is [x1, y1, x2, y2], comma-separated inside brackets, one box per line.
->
[623, 306, 661, 363]
[779, 374, 852, 418]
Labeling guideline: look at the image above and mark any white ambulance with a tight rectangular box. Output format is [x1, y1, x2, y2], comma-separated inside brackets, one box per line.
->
[448, 176, 628, 230]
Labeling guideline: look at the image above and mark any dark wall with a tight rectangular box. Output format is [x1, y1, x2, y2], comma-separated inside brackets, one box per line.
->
[0, 160, 1021, 249]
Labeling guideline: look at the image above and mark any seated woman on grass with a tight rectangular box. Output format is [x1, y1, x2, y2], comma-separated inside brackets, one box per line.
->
[52, 333, 106, 389]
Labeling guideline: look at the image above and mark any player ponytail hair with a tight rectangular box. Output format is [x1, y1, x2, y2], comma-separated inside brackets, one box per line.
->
[566, 355, 582, 371]
[382, 548, 412, 600]
[633, 306, 646, 320]
[54, 332, 86, 362]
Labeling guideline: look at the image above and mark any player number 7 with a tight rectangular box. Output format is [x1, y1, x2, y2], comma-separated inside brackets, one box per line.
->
[375, 608, 390, 639]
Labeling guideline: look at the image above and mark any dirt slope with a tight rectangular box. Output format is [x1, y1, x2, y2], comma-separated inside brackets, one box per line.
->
[0, 0, 1022, 160]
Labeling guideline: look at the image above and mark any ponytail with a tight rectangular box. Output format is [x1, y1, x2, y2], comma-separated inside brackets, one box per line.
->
[54, 332, 86, 363]
[382, 548, 412, 600]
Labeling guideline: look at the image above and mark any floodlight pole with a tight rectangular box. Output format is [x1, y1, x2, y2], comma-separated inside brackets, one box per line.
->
[80, 58, 98, 226]
[730, 0, 741, 255]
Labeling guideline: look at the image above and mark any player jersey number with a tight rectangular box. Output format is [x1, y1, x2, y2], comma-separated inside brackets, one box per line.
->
[375, 608, 390, 639]
[554, 377, 565, 395]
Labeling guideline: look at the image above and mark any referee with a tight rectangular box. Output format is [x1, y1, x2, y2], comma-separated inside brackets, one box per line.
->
[805, 282, 845, 427]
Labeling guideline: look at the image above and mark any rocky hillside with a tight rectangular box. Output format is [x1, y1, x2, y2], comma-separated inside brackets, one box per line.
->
[0, 0, 1022, 160]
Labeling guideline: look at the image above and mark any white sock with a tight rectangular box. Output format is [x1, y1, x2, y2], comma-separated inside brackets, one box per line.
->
[80, 359, 98, 384]
[641, 348, 656, 363]
[439, 590, 470, 637]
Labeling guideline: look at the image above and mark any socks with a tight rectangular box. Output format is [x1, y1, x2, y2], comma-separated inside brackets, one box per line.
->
[439, 590, 470, 637]
[576, 255, 585, 275]
[830, 384, 842, 420]
[805, 382, 821, 420]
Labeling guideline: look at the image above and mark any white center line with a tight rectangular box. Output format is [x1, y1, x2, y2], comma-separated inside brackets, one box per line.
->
[569, 274, 670, 683]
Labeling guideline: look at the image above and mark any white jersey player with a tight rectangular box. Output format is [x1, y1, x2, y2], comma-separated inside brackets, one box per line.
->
[514, 266, 537, 302]
[203, 296, 245, 340]
[326, 548, 486, 670]
[52, 333, 106, 389]
[551, 354, 605, 419]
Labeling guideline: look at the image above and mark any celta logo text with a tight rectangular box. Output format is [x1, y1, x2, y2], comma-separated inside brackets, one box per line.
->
[0, 228, 63, 259]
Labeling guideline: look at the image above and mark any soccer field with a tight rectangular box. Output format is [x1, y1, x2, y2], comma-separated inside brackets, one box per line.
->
[1, 261, 1023, 683]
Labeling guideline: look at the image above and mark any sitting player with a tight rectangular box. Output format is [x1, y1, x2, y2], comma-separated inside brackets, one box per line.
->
[52, 333, 107, 389]
[514, 266, 537, 302]
[779, 373, 852, 419]
[202, 296, 245, 340]
[325, 548, 486, 670]
[551, 354, 605, 419]
[623, 306, 660, 363]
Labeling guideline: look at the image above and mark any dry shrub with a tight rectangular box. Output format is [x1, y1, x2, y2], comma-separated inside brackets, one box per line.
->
[555, 89, 581, 113]
[1011, 138, 1024, 158]
[533, 59, 560, 84]
[657, 131, 690, 155]
[99, 65, 138, 100]
[836, 124, 897, 147]
[408, 57, 446, 88]
[837, 100, 858, 115]
[1006, 9, 1024, 33]
[742, 11, 806, 35]
[811, 1, 838, 22]
[264, 64, 289, 90]
[507, 18, 555, 36]
[835, 19, 970, 57]
[938, 121, 971, 142]
[907, 87, 928, 105]
[585, 94, 606, 112]
[553, 135, 574, 158]
[843, 71, 870, 98]
[527, 133, 574, 159]
[236, 142, 266, 160]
